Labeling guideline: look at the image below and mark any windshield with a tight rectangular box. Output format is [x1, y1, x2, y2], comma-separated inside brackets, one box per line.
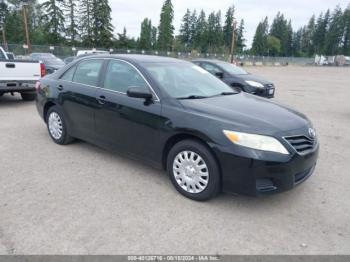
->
[216, 62, 248, 75]
[143, 63, 235, 98]
[143, 62, 235, 99]
[32, 54, 65, 66]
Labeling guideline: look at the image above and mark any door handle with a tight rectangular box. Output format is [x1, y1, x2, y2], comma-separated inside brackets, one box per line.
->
[57, 85, 64, 91]
[97, 95, 106, 105]
[5, 63, 15, 68]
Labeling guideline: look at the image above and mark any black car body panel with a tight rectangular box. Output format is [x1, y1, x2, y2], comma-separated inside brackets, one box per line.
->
[193, 59, 275, 98]
[36, 55, 318, 197]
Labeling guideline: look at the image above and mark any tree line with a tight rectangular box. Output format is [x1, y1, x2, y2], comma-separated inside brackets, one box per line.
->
[252, 5, 350, 56]
[0, 0, 349, 57]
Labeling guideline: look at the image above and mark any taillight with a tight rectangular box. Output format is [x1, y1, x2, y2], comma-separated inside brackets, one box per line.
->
[35, 81, 41, 92]
[40, 63, 46, 77]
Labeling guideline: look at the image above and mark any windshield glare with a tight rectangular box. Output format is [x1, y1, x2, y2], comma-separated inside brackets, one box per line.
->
[143, 62, 234, 99]
[217, 62, 248, 75]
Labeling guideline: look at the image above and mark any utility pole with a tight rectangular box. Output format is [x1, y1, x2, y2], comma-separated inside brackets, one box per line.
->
[22, 3, 31, 53]
[1, 25, 7, 51]
[230, 19, 237, 64]
[0, 0, 7, 51]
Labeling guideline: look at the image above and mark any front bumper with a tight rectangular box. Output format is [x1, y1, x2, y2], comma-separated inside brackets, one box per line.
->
[213, 143, 319, 197]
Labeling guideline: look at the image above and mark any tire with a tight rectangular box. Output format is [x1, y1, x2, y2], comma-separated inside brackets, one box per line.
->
[167, 139, 221, 201]
[46, 106, 74, 145]
[21, 92, 36, 101]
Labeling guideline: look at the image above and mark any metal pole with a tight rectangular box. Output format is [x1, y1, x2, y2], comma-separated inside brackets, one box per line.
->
[230, 20, 236, 64]
[22, 5, 31, 53]
[1, 26, 7, 51]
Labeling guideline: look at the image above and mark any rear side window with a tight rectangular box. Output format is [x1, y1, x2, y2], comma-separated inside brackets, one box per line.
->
[61, 66, 76, 81]
[201, 63, 222, 75]
[103, 60, 148, 93]
[73, 60, 104, 87]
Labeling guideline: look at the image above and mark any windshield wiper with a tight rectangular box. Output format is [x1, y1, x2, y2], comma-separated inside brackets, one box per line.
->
[217, 92, 238, 96]
[177, 95, 209, 100]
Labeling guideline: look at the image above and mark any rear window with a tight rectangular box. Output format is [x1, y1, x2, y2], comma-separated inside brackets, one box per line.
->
[72, 60, 104, 87]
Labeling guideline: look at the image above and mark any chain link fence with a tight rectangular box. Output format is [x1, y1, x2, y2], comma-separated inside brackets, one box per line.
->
[2, 44, 315, 66]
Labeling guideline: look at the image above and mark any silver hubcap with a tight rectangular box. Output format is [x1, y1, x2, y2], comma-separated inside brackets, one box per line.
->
[173, 151, 209, 194]
[48, 112, 63, 140]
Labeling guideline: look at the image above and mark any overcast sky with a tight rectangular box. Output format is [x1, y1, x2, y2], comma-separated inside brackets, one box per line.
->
[109, 0, 349, 47]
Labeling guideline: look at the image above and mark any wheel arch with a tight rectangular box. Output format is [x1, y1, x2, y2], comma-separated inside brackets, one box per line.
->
[43, 101, 57, 122]
[161, 133, 221, 175]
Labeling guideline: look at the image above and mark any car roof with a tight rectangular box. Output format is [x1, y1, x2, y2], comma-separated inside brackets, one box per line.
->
[192, 59, 227, 63]
[76, 54, 183, 64]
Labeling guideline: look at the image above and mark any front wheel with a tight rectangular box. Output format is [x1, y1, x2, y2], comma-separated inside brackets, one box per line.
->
[167, 140, 221, 201]
[46, 106, 74, 145]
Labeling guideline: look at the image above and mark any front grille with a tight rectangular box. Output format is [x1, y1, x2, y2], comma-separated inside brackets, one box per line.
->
[284, 135, 316, 154]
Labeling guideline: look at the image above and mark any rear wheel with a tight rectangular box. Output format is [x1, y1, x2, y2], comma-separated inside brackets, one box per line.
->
[21, 92, 36, 101]
[167, 139, 221, 201]
[46, 106, 74, 145]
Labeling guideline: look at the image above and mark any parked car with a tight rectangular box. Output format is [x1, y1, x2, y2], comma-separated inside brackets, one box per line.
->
[30, 53, 65, 74]
[76, 50, 109, 57]
[193, 59, 276, 98]
[63, 56, 75, 65]
[36, 55, 319, 201]
[6, 52, 15, 60]
[0, 47, 45, 101]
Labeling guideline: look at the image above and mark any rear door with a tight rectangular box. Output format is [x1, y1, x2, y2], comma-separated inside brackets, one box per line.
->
[58, 59, 104, 140]
[94, 59, 163, 163]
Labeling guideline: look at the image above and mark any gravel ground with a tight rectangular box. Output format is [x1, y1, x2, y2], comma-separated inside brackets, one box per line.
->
[0, 66, 349, 255]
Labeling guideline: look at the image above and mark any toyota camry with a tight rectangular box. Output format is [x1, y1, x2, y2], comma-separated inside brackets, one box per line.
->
[36, 55, 319, 201]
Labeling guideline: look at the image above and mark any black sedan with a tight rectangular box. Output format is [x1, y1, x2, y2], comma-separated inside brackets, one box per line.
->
[193, 59, 275, 98]
[36, 55, 319, 201]
[30, 53, 65, 74]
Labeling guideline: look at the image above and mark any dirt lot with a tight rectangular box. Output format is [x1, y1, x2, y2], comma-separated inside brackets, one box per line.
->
[0, 66, 349, 255]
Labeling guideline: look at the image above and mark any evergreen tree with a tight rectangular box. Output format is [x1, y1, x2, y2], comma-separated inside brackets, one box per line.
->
[291, 28, 303, 56]
[63, 0, 78, 45]
[251, 17, 269, 55]
[189, 10, 197, 48]
[139, 18, 152, 50]
[117, 27, 128, 48]
[270, 12, 291, 56]
[0, 0, 8, 28]
[343, 5, 350, 55]
[223, 6, 234, 48]
[193, 9, 207, 52]
[179, 8, 191, 48]
[325, 6, 344, 55]
[151, 26, 157, 49]
[313, 12, 327, 54]
[158, 0, 174, 51]
[40, 0, 65, 44]
[91, 0, 114, 47]
[79, 0, 93, 46]
[236, 19, 246, 53]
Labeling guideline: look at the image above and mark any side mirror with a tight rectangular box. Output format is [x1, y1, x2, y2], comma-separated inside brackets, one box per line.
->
[215, 72, 224, 79]
[127, 87, 153, 100]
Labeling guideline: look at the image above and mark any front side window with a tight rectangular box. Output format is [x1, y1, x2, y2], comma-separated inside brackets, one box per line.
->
[73, 60, 104, 87]
[104, 60, 148, 93]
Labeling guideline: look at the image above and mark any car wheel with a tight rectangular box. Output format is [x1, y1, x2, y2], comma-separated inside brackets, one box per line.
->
[167, 139, 221, 201]
[21, 92, 36, 101]
[46, 106, 74, 145]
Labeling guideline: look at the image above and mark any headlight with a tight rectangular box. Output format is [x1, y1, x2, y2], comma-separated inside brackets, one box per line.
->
[223, 130, 289, 155]
[245, 80, 264, 88]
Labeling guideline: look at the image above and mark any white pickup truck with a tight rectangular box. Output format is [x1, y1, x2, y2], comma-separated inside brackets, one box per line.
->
[0, 47, 45, 101]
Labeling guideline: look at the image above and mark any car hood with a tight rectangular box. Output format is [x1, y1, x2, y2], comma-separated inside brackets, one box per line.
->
[235, 74, 272, 85]
[179, 93, 310, 134]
